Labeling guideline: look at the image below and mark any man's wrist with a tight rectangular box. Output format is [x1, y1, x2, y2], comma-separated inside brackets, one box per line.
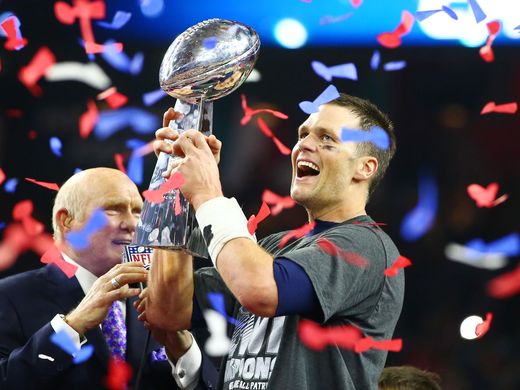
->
[191, 191, 223, 210]
[63, 312, 86, 336]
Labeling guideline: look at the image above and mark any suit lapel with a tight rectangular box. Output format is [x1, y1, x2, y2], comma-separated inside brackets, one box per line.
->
[43, 264, 110, 366]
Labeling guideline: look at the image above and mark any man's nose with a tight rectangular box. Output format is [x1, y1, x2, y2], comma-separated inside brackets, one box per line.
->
[119, 211, 138, 232]
[297, 134, 318, 152]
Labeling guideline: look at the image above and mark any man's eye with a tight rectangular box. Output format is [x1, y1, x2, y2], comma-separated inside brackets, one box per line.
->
[298, 133, 307, 139]
[322, 134, 333, 141]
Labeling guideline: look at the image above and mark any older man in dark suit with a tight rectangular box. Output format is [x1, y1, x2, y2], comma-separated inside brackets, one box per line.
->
[0, 167, 204, 389]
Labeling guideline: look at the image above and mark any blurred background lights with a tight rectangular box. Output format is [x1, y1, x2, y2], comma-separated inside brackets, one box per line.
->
[273, 18, 307, 49]
[460, 315, 484, 340]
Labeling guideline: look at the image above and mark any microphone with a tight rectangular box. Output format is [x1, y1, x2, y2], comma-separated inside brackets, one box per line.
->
[122, 244, 153, 289]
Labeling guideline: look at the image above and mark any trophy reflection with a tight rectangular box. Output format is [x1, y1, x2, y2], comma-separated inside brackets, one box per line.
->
[134, 19, 260, 257]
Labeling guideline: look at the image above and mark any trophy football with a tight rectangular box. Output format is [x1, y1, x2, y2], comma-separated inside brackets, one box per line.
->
[133, 19, 260, 257]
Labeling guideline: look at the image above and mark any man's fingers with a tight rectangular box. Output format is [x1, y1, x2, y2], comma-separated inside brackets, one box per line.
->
[162, 107, 183, 128]
[110, 271, 148, 288]
[108, 287, 141, 301]
[153, 140, 173, 157]
[155, 127, 179, 141]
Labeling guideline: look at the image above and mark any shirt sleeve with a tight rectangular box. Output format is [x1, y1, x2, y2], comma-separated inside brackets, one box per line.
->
[168, 333, 202, 390]
[280, 226, 386, 323]
[273, 258, 321, 319]
[50, 314, 86, 349]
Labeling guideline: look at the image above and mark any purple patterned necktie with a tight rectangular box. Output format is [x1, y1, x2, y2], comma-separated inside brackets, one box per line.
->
[102, 301, 126, 360]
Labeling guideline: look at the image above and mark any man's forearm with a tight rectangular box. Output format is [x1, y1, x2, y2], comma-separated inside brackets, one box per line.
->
[147, 249, 194, 330]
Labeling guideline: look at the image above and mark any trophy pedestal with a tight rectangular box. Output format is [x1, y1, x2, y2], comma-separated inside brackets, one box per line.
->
[133, 100, 213, 258]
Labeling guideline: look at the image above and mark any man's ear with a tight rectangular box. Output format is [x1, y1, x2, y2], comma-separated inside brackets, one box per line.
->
[353, 156, 378, 182]
[56, 209, 74, 235]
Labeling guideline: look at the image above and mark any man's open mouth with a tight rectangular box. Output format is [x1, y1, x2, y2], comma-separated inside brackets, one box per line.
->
[297, 161, 320, 178]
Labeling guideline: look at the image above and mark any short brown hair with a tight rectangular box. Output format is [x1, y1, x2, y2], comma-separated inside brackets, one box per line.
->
[328, 93, 396, 195]
[379, 366, 442, 390]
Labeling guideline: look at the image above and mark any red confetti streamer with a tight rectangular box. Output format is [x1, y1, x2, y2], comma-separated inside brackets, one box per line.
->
[354, 336, 403, 353]
[105, 358, 133, 390]
[1, 16, 28, 51]
[54, 0, 122, 55]
[475, 312, 493, 338]
[0, 168, 5, 185]
[40, 244, 77, 278]
[18, 46, 56, 96]
[479, 20, 501, 63]
[5, 108, 23, 118]
[114, 153, 126, 174]
[377, 10, 414, 49]
[97, 87, 128, 109]
[298, 319, 363, 351]
[467, 182, 508, 208]
[480, 101, 518, 115]
[261, 189, 296, 216]
[384, 255, 412, 277]
[79, 99, 98, 139]
[279, 221, 316, 248]
[25, 178, 60, 191]
[350, 0, 363, 7]
[247, 201, 271, 235]
[316, 237, 369, 268]
[487, 265, 520, 298]
[174, 190, 182, 216]
[142, 172, 185, 204]
[240, 94, 288, 126]
[28, 130, 38, 140]
[257, 118, 291, 156]
[12, 200, 44, 236]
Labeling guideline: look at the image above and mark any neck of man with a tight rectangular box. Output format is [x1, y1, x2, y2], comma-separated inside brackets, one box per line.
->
[306, 199, 367, 223]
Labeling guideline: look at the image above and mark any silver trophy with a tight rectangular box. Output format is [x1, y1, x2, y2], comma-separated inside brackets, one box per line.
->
[134, 19, 260, 257]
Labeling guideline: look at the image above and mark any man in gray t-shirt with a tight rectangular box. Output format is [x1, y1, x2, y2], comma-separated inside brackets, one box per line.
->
[145, 93, 404, 390]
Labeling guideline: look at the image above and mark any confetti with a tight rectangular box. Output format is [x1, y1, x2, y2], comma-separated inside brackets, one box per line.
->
[487, 265, 520, 299]
[377, 10, 414, 49]
[298, 319, 363, 351]
[316, 237, 369, 268]
[203, 37, 218, 49]
[384, 255, 412, 276]
[142, 172, 185, 204]
[40, 244, 78, 278]
[114, 153, 126, 173]
[12, 200, 44, 236]
[67, 208, 109, 251]
[311, 61, 357, 82]
[479, 20, 501, 63]
[257, 118, 291, 155]
[0, 168, 5, 185]
[441, 5, 458, 20]
[354, 336, 403, 353]
[105, 358, 133, 390]
[97, 11, 132, 30]
[240, 94, 288, 126]
[444, 243, 507, 270]
[38, 354, 55, 362]
[143, 88, 167, 106]
[4, 178, 18, 193]
[97, 87, 128, 109]
[203, 309, 232, 356]
[45, 62, 111, 90]
[467, 182, 508, 208]
[50, 329, 78, 355]
[480, 101, 518, 115]
[94, 107, 160, 139]
[174, 190, 182, 215]
[465, 233, 520, 257]
[126, 139, 146, 185]
[370, 50, 380, 70]
[73, 344, 94, 364]
[18, 46, 56, 96]
[100, 41, 144, 75]
[279, 221, 316, 248]
[247, 201, 271, 235]
[414, 9, 442, 22]
[261, 189, 296, 216]
[400, 171, 437, 242]
[468, 0, 486, 23]
[383, 60, 407, 71]
[0, 14, 28, 50]
[475, 312, 493, 338]
[299, 85, 340, 114]
[350, 0, 362, 7]
[340, 126, 390, 149]
[207, 292, 241, 326]
[79, 99, 99, 139]
[25, 178, 60, 191]
[319, 12, 353, 26]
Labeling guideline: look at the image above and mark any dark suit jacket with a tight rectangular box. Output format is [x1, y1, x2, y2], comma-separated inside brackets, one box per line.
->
[0, 264, 178, 390]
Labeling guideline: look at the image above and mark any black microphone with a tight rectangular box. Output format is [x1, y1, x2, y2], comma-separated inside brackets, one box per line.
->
[122, 245, 153, 289]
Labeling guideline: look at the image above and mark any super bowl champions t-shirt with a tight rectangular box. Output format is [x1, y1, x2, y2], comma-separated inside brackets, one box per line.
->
[193, 215, 405, 390]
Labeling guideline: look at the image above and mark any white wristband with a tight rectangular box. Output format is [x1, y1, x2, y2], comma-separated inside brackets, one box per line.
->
[195, 197, 256, 268]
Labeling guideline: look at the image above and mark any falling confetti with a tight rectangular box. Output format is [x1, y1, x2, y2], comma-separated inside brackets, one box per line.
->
[0, 13, 28, 50]
[341, 126, 390, 149]
[97, 10, 132, 30]
[279, 221, 316, 248]
[480, 101, 518, 114]
[45, 62, 111, 90]
[468, 0, 486, 23]
[240, 94, 288, 125]
[487, 265, 520, 299]
[465, 233, 520, 257]
[299, 85, 340, 114]
[18, 46, 56, 96]
[143, 89, 167, 106]
[79, 99, 99, 139]
[298, 319, 363, 351]
[94, 107, 160, 139]
[467, 182, 508, 208]
[384, 255, 412, 276]
[40, 244, 78, 278]
[256, 118, 291, 155]
[105, 358, 133, 390]
[261, 189, 296, 216]
[311, 61, 357, 81]
[25, 178, 60, 191]
[142, 172, 185, 204]
[49, 137, 63, 157]
[247, 201, 271, 235]
[316, 237, 369, 268]
[377, 10, 414, 49]
[67, 208, 109, 251]
[479, 20, 501, 62]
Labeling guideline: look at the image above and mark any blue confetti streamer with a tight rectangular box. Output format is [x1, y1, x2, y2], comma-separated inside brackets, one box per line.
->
[466, 233, 520, 257]
[4, 178, 18, 193]
[143, 89, 167, 106]
[94, 107, 160, 140]
[400, 171, 438, 242]
[67, 208, 108, 251]
[97, 11, 132, 30]
[383, 61, 407, 71]
[370, 50, 380, 70]
[340, 126, 390, 150]
[140, 0, 164, 18]
[50, 137, 62, 157]
[299, 85, 340, 114]
[468, 0, 486, 23]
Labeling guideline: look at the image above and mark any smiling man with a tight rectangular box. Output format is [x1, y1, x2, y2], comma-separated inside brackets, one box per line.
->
[0, 168, 195, 389]
[145, 93, 404, 390]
